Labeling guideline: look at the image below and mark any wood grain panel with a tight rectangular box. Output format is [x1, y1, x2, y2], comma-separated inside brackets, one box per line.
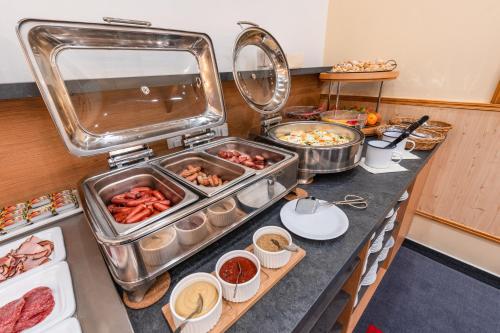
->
[338, 97, 500, 237]
[0, 74, 320, 207]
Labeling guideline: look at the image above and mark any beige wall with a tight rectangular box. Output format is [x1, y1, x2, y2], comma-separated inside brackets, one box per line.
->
[324, 0, 500, 103]
[408, 215, 500, 276]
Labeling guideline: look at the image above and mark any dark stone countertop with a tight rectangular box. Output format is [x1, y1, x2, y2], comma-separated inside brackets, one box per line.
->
[127, 146, 434, 333]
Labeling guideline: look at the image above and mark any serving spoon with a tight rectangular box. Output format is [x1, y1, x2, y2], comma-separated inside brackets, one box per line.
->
[233, 262, 243, 298]
[174, 294, 204, 333]
[271, 238, 299, 252]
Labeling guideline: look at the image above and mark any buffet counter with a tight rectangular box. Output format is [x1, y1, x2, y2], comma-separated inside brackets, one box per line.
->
[123, 145, 435, 332]
[44, 143, 435, 332]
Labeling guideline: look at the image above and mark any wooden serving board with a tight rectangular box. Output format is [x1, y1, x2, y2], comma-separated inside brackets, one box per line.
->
[162, 245, 306, 333]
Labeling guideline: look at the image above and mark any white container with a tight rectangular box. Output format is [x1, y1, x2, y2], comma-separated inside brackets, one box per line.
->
[369, 231, 385, 253]
[386, 208, 395, 219]
[382, 131, 416, 153]
[384, 213, 397, 232]
[361, 261, 378, 286]
[0, 261, 76, 333]
[398, 190, 409, 202]
[253, 226, 292, 269]
[215, 250, 261, 302]
[170, 273, 222, 333]
[207, 198, 237, 227]
[0, 227, 66, 284]
[46, 317, 81, 333]
[365, 140, 403, 169]
[139, 227, 179, 266]
[175, 212, 209, 246]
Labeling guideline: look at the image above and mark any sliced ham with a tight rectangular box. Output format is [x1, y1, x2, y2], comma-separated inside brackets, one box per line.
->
[0, 236, 53, 284]
[16, 242, 46, 256]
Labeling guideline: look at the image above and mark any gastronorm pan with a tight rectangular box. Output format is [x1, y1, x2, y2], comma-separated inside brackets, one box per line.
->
[203, 138, 287, 172]
[153, 152, 255, 197]
[88, 165, 198, 236]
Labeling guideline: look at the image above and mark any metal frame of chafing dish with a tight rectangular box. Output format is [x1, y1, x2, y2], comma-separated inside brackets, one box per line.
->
[259, 121, 365, 184]
[81, 137, 298, 300]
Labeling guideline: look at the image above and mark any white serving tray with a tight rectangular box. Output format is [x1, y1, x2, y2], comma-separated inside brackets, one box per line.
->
[0, 192, 82, 244]
[46, 317, 81, 333]
[0, 227, 66, 285]
[0, 261, 76, 332]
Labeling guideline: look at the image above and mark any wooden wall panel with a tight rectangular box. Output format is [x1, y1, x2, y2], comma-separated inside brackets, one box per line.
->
[339, 98, 500, 237]
[0, 75, 320, 206]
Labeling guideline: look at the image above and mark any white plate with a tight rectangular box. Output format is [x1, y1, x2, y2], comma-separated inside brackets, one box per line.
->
[280, 199, 349, 240]
[0, 261, 76, 332]
[385, 208, 395, 219]
[0, 227, 66, 284]
[45, 317, 81, 333]
[398, 190, 409, 201]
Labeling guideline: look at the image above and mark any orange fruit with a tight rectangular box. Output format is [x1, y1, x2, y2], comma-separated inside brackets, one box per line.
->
[366, 113, 378, 126]
[375, 112, 382, 123]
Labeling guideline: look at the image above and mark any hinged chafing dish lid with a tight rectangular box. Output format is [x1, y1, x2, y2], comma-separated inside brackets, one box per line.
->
[232, 22, 290, 115]
[17, 18, 226, 156]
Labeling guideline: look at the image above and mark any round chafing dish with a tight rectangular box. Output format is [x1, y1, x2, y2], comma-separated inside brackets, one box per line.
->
[263, 121, 365, 184]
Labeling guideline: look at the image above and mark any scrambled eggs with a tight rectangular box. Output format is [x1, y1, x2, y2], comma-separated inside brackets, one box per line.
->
[278, 130, 351, 146]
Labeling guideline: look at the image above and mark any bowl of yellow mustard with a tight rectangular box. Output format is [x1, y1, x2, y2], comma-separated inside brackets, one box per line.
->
[170, 272, 222, 333]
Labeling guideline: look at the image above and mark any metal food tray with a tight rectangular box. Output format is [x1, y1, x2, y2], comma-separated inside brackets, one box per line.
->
[87, 165, 198, 236]
[153, 152, 255, 197]
[203, 138, 288, 172]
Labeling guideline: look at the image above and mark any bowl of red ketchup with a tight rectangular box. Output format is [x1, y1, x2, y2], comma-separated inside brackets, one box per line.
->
[215, 250, 261, 302]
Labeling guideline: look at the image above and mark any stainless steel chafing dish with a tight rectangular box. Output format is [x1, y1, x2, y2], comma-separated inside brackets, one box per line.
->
[231, 22, 364, 184]
[264, 121, 364, 183]
[17, 17, 298, 300]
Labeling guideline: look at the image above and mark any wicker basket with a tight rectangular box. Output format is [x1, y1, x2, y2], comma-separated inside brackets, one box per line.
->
[389, 117, 453, 135]
[376, 124, 445, 151]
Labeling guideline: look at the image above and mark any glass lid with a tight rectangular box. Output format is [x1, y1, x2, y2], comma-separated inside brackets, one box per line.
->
[232, 22, 290, 115]
[17, 18, 226, 156]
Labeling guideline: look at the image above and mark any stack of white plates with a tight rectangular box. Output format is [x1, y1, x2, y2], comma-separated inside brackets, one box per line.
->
[399, 190, 409, 202]
[384, 213, 397, 232]
[360, 261, 378, 286]
[385, 208, 395, 219]
[377, 236, 395, 262]
[369, 231, 385, 253]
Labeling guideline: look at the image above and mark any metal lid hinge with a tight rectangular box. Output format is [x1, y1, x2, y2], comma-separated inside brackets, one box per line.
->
[108, 144, 154, 169]
[167, 123, 228, 149]
[260, 113, 282, 135]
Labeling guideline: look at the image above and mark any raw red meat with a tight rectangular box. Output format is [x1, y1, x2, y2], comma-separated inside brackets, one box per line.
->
[13, 287, 54, 332]
[0, 298, 25, 333]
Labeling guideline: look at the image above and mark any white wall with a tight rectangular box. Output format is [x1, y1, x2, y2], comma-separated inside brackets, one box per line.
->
[0, 0, 329, 84]
[324, 0, 500, 103]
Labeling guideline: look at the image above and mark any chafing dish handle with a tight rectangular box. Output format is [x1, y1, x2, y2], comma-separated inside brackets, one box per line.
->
[237, 21, 259, 29]
[103, 17, 152, 27]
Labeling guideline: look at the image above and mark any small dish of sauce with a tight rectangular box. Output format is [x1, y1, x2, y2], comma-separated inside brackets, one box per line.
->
[256, 233, 289, 252]
[175, 281, 218, 318]
[219, 256, 257, 284]
[176, 215, 205, 230]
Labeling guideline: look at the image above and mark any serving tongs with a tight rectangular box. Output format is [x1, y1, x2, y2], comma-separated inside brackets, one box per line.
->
[295, 195, 368, 214]
[384, 115, 429, 149]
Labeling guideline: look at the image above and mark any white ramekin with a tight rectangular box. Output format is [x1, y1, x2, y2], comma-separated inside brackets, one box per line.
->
[215, 250, 261, 303]
[140, 226, 179, 266]
[252, 226, 292, 269]
[207, 198, 237, 228]
[175, 212, 208, 246]
[170, 272, 222, 333]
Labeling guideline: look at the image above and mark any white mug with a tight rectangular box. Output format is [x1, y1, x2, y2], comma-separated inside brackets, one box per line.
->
[382, 131, 416, 153]
[365, 140, 403, 169]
